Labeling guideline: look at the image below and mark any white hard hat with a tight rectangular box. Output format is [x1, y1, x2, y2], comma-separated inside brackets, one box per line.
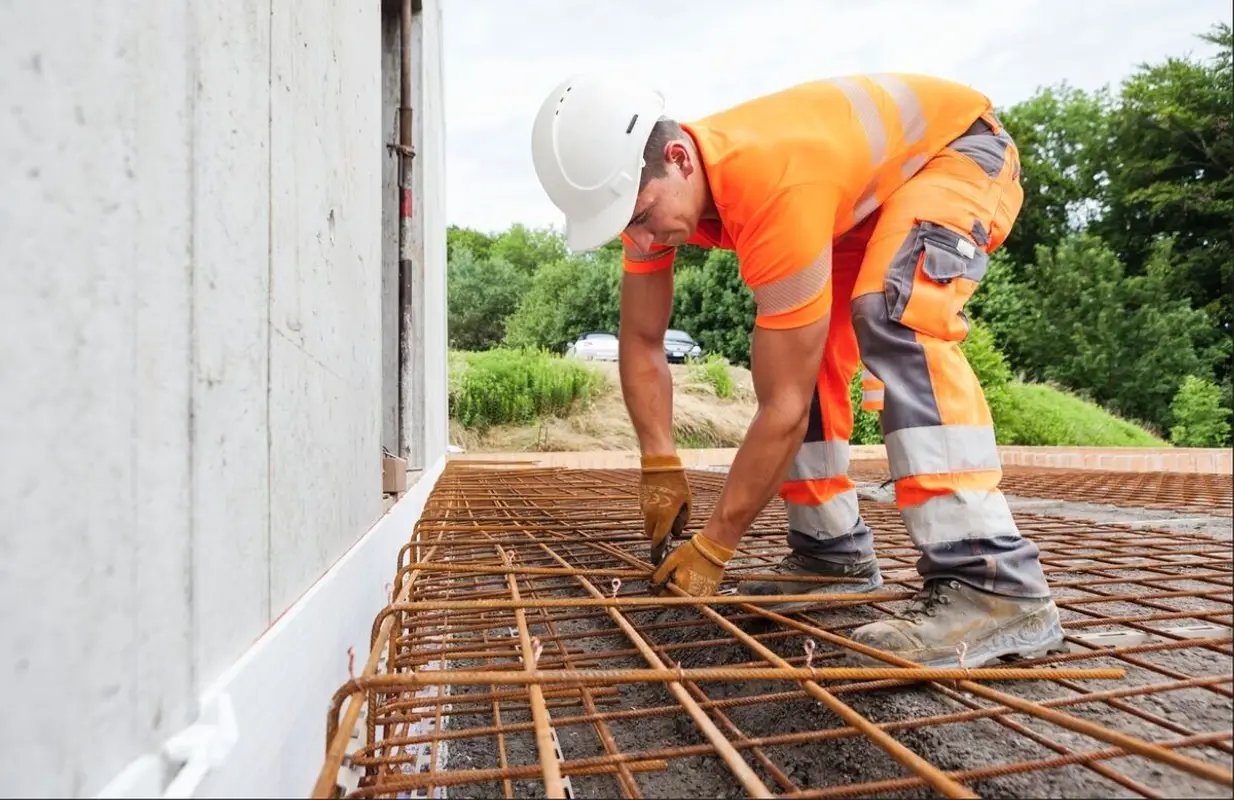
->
[531, 74, 666, 252]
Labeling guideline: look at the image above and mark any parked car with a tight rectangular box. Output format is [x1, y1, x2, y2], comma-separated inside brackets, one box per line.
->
[664, 329, 703, 363]
[565, 331, 619, 361]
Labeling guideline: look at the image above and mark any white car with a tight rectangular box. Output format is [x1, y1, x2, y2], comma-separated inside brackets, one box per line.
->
[664, 329, 703, 363]
[565, 331, 619, 361]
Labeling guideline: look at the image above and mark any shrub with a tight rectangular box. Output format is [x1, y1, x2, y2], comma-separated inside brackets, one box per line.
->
[449, 348, 602, 431]
[686, 353, 735, 399]
[1169, 375, 1232, 447]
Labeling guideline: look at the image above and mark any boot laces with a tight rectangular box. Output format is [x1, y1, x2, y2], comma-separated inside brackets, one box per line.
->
[901, 580, 960, 620]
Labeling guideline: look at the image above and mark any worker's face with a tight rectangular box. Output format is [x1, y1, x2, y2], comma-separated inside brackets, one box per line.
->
[624, 141, 702, 251]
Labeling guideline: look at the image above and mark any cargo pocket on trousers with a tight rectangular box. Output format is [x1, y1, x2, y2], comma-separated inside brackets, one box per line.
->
[884, 221, 989, 342]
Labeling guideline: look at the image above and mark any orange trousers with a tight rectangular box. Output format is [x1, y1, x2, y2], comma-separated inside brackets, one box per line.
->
[779, 114, 1050, 598]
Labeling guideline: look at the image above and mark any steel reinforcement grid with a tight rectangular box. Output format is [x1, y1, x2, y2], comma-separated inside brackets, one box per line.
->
[315, 462, 1233, 799]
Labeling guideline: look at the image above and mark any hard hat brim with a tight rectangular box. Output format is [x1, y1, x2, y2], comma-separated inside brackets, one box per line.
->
[563, 183, 639, 253]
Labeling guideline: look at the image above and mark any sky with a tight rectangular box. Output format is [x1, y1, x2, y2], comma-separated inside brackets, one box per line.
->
[442, 0, 1232, 235]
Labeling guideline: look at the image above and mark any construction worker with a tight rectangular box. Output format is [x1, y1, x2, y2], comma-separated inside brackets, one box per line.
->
[529, 73, 1064, 668]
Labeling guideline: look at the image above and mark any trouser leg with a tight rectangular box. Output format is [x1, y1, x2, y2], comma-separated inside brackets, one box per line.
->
[850, 115, 1050, 598]
[779, 228, 874, 564]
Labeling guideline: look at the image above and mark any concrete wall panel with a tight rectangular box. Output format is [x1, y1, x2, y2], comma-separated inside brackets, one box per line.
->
[189, 0, 273, 685]
[268, 0, 383, 613]
[2, 0, 448, 794]
[0, 2, 197, 795]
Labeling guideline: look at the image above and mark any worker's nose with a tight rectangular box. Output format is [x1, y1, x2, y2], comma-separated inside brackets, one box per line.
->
[628, 228, 654, 253]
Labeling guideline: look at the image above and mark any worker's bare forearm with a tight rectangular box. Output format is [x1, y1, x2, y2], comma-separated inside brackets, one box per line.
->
[619, 343, 676, 456]
[699, 312, 830, 550]
[701, 403, 805, 548]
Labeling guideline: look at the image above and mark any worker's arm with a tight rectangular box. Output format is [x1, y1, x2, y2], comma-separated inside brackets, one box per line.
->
[617, 241, 677, 456]
[700, 314, 830, 548]
[699, 185, 838, 550]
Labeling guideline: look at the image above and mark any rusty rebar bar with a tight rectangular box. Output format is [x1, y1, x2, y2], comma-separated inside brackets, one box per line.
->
[316, 463, 1234, 799]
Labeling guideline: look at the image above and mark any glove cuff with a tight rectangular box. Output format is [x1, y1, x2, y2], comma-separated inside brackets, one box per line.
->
[691, 534, 736, 567]
[641, 454, 684, 473]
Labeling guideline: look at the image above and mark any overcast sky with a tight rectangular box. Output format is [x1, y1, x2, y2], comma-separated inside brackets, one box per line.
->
[442, 0, 1232, 235]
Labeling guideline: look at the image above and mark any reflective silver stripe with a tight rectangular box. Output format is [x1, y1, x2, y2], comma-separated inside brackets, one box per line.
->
[786, 490, 859, 540]
[832, 77, 886, 164]
[900, 152, 929, 181]
[901, 489, 1020, 545]
[884, 424, 1002, 480]
[785, 440, 850, 482]
[752, 242, 832, 317]
[862, 390, 884, 404]
[869, 73, 926, 145]
[853, 191, 880, 224]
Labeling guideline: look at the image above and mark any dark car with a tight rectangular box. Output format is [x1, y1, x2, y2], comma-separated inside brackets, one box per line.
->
[664, 329, 703, 363]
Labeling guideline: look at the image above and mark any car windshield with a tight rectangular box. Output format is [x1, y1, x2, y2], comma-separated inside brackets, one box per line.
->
[665, 330, 694, 343]
[581, 332, 616, 340]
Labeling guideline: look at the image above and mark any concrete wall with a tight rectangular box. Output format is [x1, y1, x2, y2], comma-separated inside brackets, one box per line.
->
[0, 1, 448, 796]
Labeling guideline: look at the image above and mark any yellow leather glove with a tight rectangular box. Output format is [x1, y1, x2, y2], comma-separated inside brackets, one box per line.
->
[650, 533, 735, 597]
[639, 454, 692, 566]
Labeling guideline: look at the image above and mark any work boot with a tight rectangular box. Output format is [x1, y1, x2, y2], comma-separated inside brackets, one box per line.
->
[737, 552, 883, 611]
[847, 579, 1066, 668]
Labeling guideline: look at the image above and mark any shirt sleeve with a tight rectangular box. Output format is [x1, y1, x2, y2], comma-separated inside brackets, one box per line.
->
[620, 233, 677, 274]
[735, 183, 840, 330]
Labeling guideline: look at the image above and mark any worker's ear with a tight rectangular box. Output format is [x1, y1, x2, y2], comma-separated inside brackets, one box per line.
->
[665, 141, 693, 177]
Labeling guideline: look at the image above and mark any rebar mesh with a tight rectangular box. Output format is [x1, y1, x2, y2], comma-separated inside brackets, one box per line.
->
[317, 463, 1233, 799]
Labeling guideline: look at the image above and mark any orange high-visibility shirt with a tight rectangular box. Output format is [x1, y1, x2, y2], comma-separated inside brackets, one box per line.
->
[622, 74, 993, 329]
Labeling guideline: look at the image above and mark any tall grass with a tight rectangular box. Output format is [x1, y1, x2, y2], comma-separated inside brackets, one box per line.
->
[999, 383, 1168, 447]
[686, 353, 735, 399]
[449, 348, 603, 431]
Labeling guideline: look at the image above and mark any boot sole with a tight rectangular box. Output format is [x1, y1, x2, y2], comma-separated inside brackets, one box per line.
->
[746, 574, 885, 613]
[849, 606, 1067, 669]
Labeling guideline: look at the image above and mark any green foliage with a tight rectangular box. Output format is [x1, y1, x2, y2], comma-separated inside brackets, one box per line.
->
[672, 250, 756, 367]
[449, 348, 602, 431]
[447, 247, 528, 350]
[447, 225, 495, 263]
[998, 383, 1168, 447]
[490, 223, 568, 276]
[1169, 375, 1232, 447]
[1004, 233, 1222, 431]
[996, 83, 1115, 267]
[503, 254, 623, 352]
[686, 353, 735, 399]
[1097, 23, 1233, 335]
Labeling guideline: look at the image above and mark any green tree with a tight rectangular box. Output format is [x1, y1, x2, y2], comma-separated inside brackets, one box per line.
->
[446, 248, 528, 350]
[1098, 23, 1232, 330]
[489, 223, 568, 277]
[671, 250, 756, 367]
[996, 83, 1115, 268]
[1014, 233, 1223, 431]
[1169, 375, 1232, 447]
[446, 225, 495, 262]
[504, 255, 623, 352]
